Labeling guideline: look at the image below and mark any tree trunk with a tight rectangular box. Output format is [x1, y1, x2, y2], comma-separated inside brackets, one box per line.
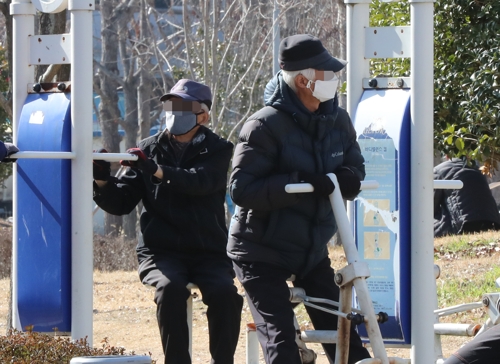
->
[115, 1, 139, 239]
[138, 0, 152, 141]
[99, 0, 123, 236]
[0, 0, 13, 105]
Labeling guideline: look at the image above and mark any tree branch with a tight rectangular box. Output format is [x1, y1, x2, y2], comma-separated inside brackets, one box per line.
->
[93, 59, 125, 87]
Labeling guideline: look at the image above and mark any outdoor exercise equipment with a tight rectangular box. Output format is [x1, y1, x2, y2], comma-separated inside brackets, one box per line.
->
[10, 0, 135, 342]
[287, 177, 401, 364]
[344, 0, 434, 363]
[9, 0, 497, 362]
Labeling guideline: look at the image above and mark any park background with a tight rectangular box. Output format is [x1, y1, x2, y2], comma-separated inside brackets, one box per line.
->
[1, 0, 500, 362]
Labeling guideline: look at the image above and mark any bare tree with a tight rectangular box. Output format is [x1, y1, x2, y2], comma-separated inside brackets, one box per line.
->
[137, 0, 153, 140]
[145, 0, 347, 143]
[93, 0, 350, 236]
[96, 0, 124, 236]
[0, 0, 13, 121]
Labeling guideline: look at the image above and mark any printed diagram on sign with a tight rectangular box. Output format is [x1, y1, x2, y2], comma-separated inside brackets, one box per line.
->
[364, 231, 391, 260]
[362, 199, 391, 260]
[363, 199, 390, 227]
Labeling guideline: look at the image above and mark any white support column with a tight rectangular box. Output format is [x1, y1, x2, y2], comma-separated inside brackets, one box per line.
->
[409, 1, 435, 363]
[69, 0, 95, 342]
[10, 0, 35, 331]
[345, 0, 371, 122]
[345, 0, 371, 227]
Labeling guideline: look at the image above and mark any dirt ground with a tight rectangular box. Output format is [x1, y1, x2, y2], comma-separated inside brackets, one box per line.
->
[1, 245, 497, 363]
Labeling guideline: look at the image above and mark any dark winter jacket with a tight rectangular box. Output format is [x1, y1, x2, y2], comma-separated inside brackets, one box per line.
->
[434, 158, 500, 237]
[227, 72, 365, 276]
[93, 127, 233, 261]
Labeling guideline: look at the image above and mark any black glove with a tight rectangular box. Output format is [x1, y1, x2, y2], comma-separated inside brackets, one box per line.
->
[0, 142, 19, 163]
[93, 148, 111, 181]
[120, 148, 158, 175]
[298, 172, 335, 197]
[336, 168, 361, 199]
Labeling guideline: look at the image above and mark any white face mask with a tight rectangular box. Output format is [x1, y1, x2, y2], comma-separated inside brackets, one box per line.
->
[306, 74, 340, 103]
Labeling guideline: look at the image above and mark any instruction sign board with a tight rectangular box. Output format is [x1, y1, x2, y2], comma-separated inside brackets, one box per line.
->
[353, 89, 411, 345]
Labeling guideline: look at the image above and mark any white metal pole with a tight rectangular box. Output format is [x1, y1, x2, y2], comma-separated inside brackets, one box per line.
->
[327, 174, 389, 364]
[69, 0, 95, 342]
[409, 1, 435, 363]
[10, 0, 35, 331]
[246, 324, 260, 364]
[345, 0, 370, 122]
[345, 0, 371, 227]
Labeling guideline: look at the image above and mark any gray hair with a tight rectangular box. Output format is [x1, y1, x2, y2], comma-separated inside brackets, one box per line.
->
[282, 68, 316, 93]
[200, 103, 210, 114]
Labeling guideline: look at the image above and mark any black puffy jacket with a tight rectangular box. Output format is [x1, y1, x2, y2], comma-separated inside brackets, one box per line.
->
[434, 158, 500, 237]
[228, 73, 365, 276]
[93, 127, 233, 261]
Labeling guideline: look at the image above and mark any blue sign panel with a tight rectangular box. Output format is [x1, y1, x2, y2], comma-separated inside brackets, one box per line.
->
[353, 89, 411, 345]
[17, 93, 72, 333]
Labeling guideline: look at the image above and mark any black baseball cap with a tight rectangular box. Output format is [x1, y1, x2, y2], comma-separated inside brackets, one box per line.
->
[279, 34, 347, 72]
[160, 79, 213, 110]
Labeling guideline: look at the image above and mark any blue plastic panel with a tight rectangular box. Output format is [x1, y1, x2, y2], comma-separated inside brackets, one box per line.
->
[353, 89, 411, 345]
[16, 92, 71, 333]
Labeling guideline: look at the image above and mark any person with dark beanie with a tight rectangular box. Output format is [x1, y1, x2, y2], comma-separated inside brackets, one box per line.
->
[228, 34, 371, 364]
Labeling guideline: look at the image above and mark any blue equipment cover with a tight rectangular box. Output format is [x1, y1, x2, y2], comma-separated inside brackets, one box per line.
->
[16, 92, 71, 333]
[354, 89, 411, 345]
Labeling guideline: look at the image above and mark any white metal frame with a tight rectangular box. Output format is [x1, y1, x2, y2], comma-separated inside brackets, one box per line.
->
[10, 0, 136, 342]
[344, 0, 435, 363]
[255, 179, 399, 364]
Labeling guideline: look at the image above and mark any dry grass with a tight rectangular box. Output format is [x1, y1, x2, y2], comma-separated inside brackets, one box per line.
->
[1, 230, 500, 363]
[91, 271, 331, 364]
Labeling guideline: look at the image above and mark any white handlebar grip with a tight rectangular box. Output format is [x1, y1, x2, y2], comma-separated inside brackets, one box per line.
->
[285, 180, 379, 194]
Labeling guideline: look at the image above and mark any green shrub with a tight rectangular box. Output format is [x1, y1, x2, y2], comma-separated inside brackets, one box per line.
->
[0, 329, 155, 364]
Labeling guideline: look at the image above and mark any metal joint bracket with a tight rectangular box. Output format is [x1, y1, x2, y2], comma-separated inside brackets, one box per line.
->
[10, 2, 36, 15]
[68, 0, 94, 11]
[482, 292, 500, 325]
[363, 77, 411, 90]
[365, 26, 411, 59]
[289, 287, 306, 303]
[336, 261, 371, 287]
[28, 82, 71, 94]
[29, 34, 71, 66]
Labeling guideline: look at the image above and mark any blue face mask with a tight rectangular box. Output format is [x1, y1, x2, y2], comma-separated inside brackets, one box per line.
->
[165, 112, 199, 136]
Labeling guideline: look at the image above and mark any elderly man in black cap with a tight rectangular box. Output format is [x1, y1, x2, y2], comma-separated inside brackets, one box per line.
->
[93, 79, 243, 364]
[228, 34, 371, 363]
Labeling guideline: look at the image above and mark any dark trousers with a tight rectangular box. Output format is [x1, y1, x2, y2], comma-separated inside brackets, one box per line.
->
[233, 257, 371, 364]
[444, 324, 500, 364]
[139, 252, 244, 364]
